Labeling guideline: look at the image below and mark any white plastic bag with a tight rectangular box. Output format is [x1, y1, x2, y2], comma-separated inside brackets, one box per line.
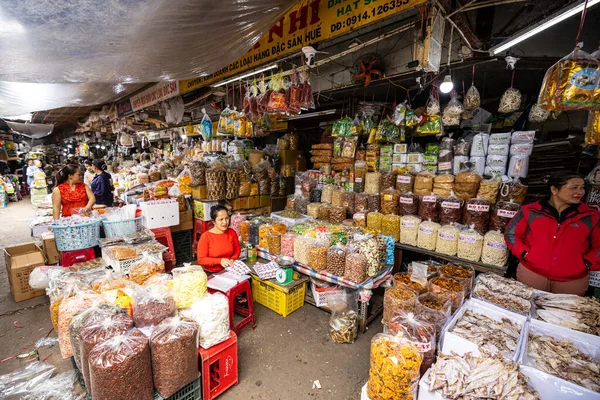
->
[510, 143, 534, 156]
[470, 133, 489, 157]
[29, 266, 66, 290]
[508, 155, 530, 178]
[181, 292, 230, 349]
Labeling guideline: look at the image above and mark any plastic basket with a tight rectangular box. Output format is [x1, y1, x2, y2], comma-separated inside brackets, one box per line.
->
[52, 220, 101, 251]
[251, 276, 305, 317]
[589, 271, 600, 288]
[310, 282, 344, 308]
[101, 248, 164, 274]
[102, 217, 143, 238]
[154, 376, 201, 400]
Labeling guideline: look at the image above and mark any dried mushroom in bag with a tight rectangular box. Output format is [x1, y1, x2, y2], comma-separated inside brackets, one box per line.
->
[463, 85, 481, 110]
[329, 291, 359, 344]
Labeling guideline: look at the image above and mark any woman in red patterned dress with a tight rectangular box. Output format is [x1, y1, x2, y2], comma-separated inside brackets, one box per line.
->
[52, 164, 95, 219]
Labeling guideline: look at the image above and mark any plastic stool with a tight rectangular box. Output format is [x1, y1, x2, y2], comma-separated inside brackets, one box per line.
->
[198, 331, 238, 400]
[193, 219, 213, 257]
[60, 247, 96, 267]
[208, 278, 256, 334]
[151, 227, 176, 266]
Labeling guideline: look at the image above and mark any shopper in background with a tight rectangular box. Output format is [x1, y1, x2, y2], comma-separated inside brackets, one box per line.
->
[197, 205, 240, 272]
[26, 159, 39, 188]
[90, 159, 113, 207]
[83, 160, 95, 187]
[505, 170, 600, 296]
[52, 164, 95, 219]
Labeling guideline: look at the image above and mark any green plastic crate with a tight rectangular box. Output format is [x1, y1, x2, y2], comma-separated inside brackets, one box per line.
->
[154, 377, 201, 400]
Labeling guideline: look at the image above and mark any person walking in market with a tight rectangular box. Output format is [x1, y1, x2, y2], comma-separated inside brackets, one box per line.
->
[90, 159, 113, 207]
[505, 170, 600, 296]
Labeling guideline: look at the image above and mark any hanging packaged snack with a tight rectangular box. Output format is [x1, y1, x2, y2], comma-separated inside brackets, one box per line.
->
[477, 178, 501, 202]
[499, 87, 522, 113]
[393, 102, 407, 126]
[413, 171, 434, 196]
[417, 220, 440, 250]
[395, 172, 414, 193]
[585, 111, 600, 144]
[400, 215, 421, 246]
[217, 106, 234, 135]
[386, 123, 405, 143]
[367, 193, 381, 212]
[462, 198, 491, 234]
[489, 200, 520, 233]
[442, 93, 463, 126]
[381, 214, 401, 242]
[380, 188, 400, 215]
[366, 334, 422, 400]
[418, 194, 440, 223]
[399, 192, 419, 216]
[382, 286, 417, 325]
[457, 226, 484, 262]
[439, 193, 462, 224]
[454, 169, 482, 200]
[481, 231, 509, 267]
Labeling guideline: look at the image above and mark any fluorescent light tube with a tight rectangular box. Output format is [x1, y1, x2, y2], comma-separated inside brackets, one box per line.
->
[212, 64, 278, 87]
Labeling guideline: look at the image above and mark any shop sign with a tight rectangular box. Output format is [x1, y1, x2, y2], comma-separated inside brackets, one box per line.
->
[116, 98, 134, 118]
[179, 0, 426, 93]
[130, 81, 179, 112]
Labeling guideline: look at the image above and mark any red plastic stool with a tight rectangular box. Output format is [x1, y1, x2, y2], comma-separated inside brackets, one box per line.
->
[193, 219, 213, 257]
[60, 247, 96, 267]
[198, 331, 238, 400]
[208, 278, 256, 334]
[151, 227, 176, 266]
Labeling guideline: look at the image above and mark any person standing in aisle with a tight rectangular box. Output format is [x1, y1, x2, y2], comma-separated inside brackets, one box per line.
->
[90, 159, 113, 207]
[52, 164, 95, 219]
[83, 160, 95, 187]
[197, 205, 241, 272]
[505, 170, 600, 296]
[26, 159, 39, 188]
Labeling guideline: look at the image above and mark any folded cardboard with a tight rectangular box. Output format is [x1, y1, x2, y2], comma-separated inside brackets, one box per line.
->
[41, 232, 59, 264]
[4, 243, 46, 302]
[171, 210, 193, 232]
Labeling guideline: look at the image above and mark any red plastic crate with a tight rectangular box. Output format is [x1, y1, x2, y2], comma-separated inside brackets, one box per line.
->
[60, 247, 96, 267]
[193, 219, 214, 257]
[151, 228, 176, 266]
[197, 331, 238, 400]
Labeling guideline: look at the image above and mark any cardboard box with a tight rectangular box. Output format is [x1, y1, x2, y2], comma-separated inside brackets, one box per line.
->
[192, 186, 207, 200]
[4, 243, 46, 302]
[171, 210, 193, 232]
[259, 195, 270, 207]
[193, 200, 220, 221]
[41, 232, 59, 264]
[228, 197, 248, 211]
[248, 195, 260, 209]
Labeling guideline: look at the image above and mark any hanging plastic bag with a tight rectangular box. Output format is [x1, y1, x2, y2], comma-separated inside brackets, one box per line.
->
[442, 94, 463, 126]
[217, 105, 234, 135]
[150, 317, 199, 398]
[499, 87, 522, 113]
[329, 291, 359, 344]
[140, 134, 151, 149]
[585, 111, 600, 144]
[89, 328, 154, 400]
[201, 109, 213, 141]
[393, 102, 407, 126]
[464, 85, 481, 111]
[528, 103, 550, 123]
[299, 70, 315, 110]
[181, 292, 230, 349]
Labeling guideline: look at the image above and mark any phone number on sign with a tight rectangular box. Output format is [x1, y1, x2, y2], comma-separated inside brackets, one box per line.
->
[330, 0, 411, 33]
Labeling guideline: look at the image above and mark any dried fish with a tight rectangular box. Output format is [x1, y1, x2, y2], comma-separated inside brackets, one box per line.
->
[533, 293, 600, 336]
[427, 351, 540, 399]
[472, 274, 532, 315]
[449, 310, 522, 359]
[477, 274, 533, 299]
[527, 333, 600, 392]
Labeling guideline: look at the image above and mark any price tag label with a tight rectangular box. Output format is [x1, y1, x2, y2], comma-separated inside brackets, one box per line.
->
[419, 225, 434, 234]
[459, 233, 477, 243]
[439, 231, 457, 241]
[400, 197, 414, 205]
[486, 240, 506, 250]
[423, 196, 437, 203]
[438, 161, 452, 170]
[441, 201, 460, 209]
[410, 262, 429, 286]
[355, 178, 363, 183]
[401, 220, 416, 228]
[497, 209, 518, 218]
[467, 204, 490, 212]
[397, 175, 412, 184]
[383, 194, 393, 201]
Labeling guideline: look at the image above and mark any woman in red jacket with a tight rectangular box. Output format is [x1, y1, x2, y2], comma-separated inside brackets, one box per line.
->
[197, 205, 241, 273]
[505, 170, 600, 295]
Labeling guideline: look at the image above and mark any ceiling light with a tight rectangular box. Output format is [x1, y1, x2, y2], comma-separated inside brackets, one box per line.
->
[439, 75, 454, 94]
[489, 0, 600, 55]
[101, 145, 106, 149]
[67, 144, 73, 148]
[95, 144, 100, 148]
[212, 64, 278, 87]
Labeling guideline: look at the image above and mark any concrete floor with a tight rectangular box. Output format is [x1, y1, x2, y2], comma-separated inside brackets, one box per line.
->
[0, 199, 382, 399]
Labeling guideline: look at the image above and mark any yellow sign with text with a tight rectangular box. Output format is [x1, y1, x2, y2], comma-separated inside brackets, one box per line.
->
[179, 0, 426, 93]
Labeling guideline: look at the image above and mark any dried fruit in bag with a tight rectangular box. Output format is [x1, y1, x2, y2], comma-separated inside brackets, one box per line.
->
[463, 85, 480, 110]
[388, 311, 436, 375]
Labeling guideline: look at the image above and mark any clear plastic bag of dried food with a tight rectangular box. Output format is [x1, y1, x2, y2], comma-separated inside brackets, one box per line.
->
[463, 85, 481, 110]
[170, 264, 208, 309]
[462, 197, 491, 234]
[380, 188, 400, 215]
[383, 285, 417, 325]
[132, 284, 176, 328]
[129, 252, 165, 285]
[399, 191, 419, 216]
[499, 87, 522, 113]
[417, 220, 440, 250]
[367, 334, 422, 400]
[477, 177, 501, 202]
[381, 214, 401, 241]
[329, 291, 359, 344]
[327, 243, 347, 276]
[433, 174, 454, 197]
[69, 303, 116, 372]
[416, 292, 451, 340]
[58, 293, 104, 359]
[418, 194, 440, 223]
[355, 193, 369, 213]
[293, 235, 313, 265]
[354, 161, 367, 193]
[89, 328, 154, 400]
[353, 234, 381, 277]
[344, 251, 367, 283]
[457, 225, 484, 262]
[395, 172, 414, 193]
[367, 193, 381, 212]
[329, 206, 346, 224]
[414, 171, 434, 196]
[188, 161, 206, 186]
[281, 232, 297, 258]
[364, 172, 382, 194]
[400, 215, 421, 246]
[388, 310, 437, 375]
[499, 178, 528, 204]
[489, 200, 520, 233]
[308, 239, 329, 271]
[150, 317, 199, 398]
[181, 292, 229, 349]
[436, 224, 460, 256]
[454, 168, 482, 201]
[342, 191, 355, 213]
[367, 211, 383, 232]
[508, 155, 529, 178]
[442, 94, 463, 126]
[439, 264, 475, 295]
[481, 230, 509, 267]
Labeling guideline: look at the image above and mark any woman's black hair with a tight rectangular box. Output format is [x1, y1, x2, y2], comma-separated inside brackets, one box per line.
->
[544, 170, 582, 193]
[210, 205, 230, 221]
[92, 159, 107, 171]
[56, 164, 81, 185]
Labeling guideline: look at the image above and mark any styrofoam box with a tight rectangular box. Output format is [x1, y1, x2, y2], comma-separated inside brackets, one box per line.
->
[360, 383, 370, 400]
[31, 223, 53, 238]
[140, 201, 180, 229]
[440, 298, 527, 361]
[418, 369, 444, 400]
[519, 318, 600, 398]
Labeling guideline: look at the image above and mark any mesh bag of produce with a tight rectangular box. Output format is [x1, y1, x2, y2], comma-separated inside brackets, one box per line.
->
[388, 311, 437, 375]
[89, 328, 153, 400]
[367, 334, 422, 400]
[150, 317, 199, 398]
[132, 284, 176, 328]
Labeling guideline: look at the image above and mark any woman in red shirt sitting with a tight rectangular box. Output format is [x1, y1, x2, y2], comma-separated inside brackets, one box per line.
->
[52, 164, 95, 219]
[197, 205, 241, 272]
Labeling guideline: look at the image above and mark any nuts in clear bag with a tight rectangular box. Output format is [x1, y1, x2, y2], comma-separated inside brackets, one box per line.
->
[342, 191, 355, 213]
[308, 240, 329, 271]
[321, 184, 334, 203]
[381, 214, 400, 241]
[353, 212, 366, 228]
[381, 170, 397, 189]
[489, 201, 520, 233]
[367, 194, 381, 212]
[307, 203, 321, 219]
[329, 206, 346, 223]
[318, 204, 331, 221]
[462, 198, 491, 234]
[418, 194, 440, 223]
[440, 195, 462, 224]
[355, 193, 369, 213]
[331, 188, 344, 207]
[293, 236, 312, 265]
[327, 245, 346, 275]
[417, 221, 440, 250]
[367, 212, 383, 232]
[344, 253, 367, 283]
[382, 286, 417, 324]
[399, 192, 419, 216]
[380, 188, 400, 215]
[395, 173, 414, 193]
